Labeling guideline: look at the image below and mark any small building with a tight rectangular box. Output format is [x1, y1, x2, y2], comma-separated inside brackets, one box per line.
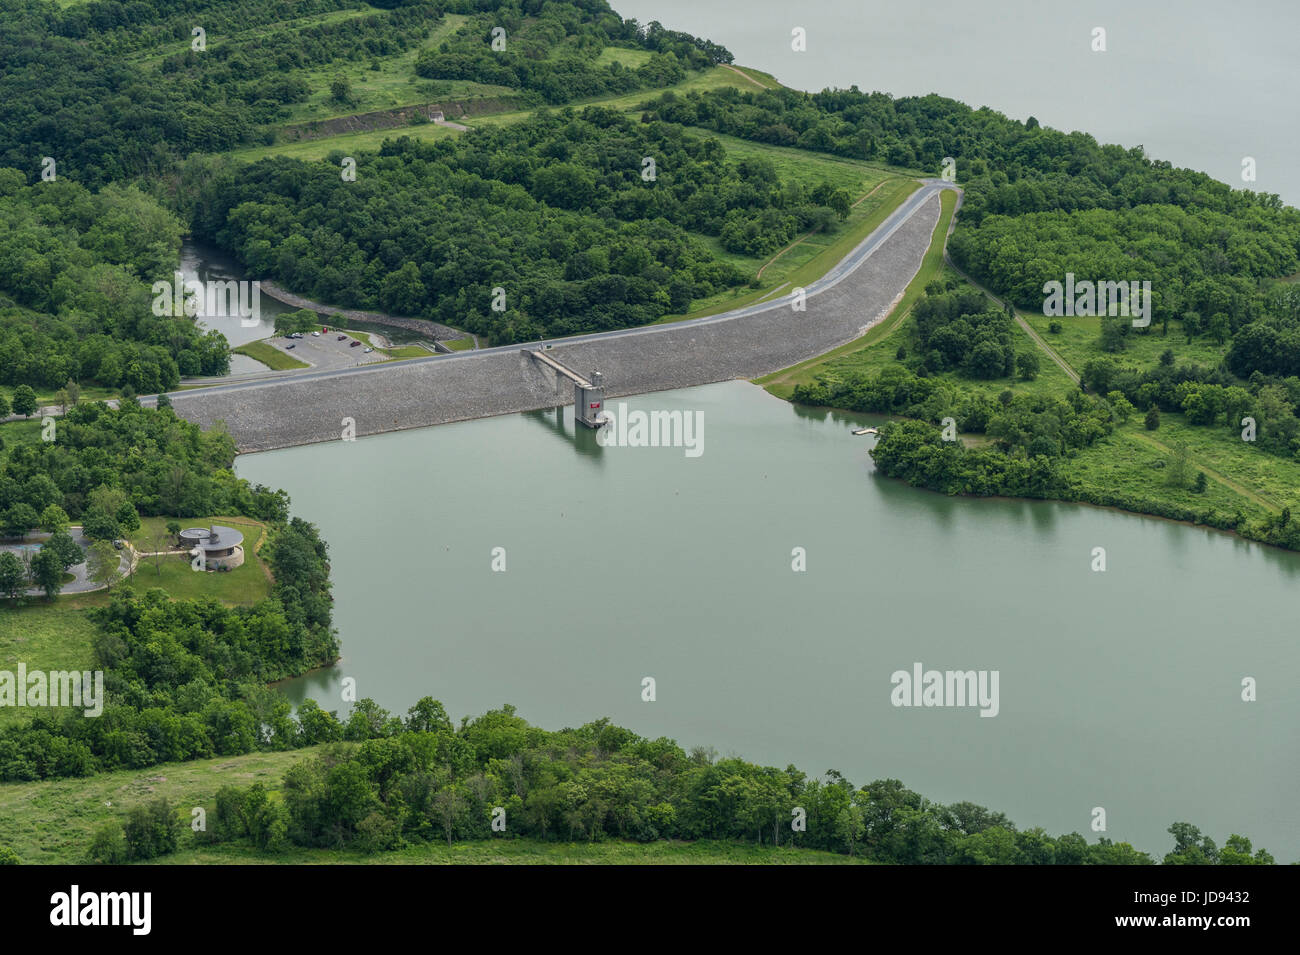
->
[180, 525, 245, 569]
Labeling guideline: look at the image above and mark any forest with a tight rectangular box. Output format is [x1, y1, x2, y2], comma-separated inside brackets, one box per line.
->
[64, 701, 1275, 865]
[186, 107, 854, 342]
[0, 170, 229, 391]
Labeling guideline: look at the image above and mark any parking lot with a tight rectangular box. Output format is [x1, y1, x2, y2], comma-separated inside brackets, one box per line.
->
[273, 330, 380, 369]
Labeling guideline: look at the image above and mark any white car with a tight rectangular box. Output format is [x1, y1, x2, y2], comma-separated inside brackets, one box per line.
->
[311, 331, 321, 337]
[363, 347, 373, 353]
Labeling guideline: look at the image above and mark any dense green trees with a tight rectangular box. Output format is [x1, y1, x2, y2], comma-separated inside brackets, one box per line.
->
[75, 701, 1271, 865]
[0, 402, 284, 532]
[188, 106, 854, 341]
[0, 173, 228, 390]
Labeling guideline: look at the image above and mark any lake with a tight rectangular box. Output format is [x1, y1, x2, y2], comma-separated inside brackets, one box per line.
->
[614, 0, 1300, 207]
[237, 380, 1300, 858]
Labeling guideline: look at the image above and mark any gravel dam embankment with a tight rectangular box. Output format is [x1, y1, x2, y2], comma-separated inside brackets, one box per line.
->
[170, 187, 945, 452]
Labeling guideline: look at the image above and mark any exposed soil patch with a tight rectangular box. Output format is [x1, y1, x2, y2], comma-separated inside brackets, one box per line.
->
[279, 98, 519, 143]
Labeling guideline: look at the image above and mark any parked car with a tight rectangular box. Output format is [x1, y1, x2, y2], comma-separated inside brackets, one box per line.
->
[285, 343, 296, 349]
[337, 334, 348, 341]
[363, 347, 373, 353]
[311, 330, 321, 337]
[289, 332, 303, 339]
[112, 539, 124, 550]
[349, 340, 361, 347]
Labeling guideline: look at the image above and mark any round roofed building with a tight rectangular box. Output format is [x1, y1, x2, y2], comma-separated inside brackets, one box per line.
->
[180, 525, 245, 569]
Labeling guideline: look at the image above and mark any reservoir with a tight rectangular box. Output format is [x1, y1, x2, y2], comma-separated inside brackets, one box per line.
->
[237, 380, 1300, 858]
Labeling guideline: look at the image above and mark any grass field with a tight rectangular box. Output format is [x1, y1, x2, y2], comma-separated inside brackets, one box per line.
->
[0, 743, 868, 864]
[0, 605, 99, 726]
[1020, 309, 1228, 378]
[123, 515, 272, 605]
[232, 341, 309, 370]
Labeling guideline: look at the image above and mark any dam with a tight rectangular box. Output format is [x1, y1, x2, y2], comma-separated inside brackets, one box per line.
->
[166, 183, 950, 452]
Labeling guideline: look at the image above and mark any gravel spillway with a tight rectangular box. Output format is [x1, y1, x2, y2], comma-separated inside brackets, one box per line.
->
[171, 188, 945, 452]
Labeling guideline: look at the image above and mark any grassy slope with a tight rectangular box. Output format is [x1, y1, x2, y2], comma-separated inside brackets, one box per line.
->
[759, 189, 958, 397]
[0, 744, 868, 865]
[232, 341, 309, 370]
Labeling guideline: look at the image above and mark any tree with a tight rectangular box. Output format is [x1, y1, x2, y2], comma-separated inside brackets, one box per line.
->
[11, 385, 36, 418]
[330, 75, 352, 103]
[1099, 316, 1127, 352]
[85, 821, 128, 864]
[1016, 351, 1040, 380]
[0, 393, 9, 417]
[1165, 444, 1190, 488]
[39, 504, 69, 535]
[4, 503, 39, 539]
[274, 309, 318, 335]
[0, 844, 19, 865]
[81, 509, 120, 541]
[836, 804, 866, 856]
[30, 545, 65, 599]
[0, 552, 25, 604]
[88, 540, 123, 591]
[46, 531, 84, 569]
[1106, 391, 1135, 423]
[156, 393, 172, 410]
[1192, 471, 1208, 494]
[124, 799, 180, 860]
[1145, 406, 1160, 430]
[114, 501, 141, 534]
[166, 521, 182, 543]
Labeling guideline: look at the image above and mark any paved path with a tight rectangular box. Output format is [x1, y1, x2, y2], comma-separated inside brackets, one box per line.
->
[162, 181, 957, 451]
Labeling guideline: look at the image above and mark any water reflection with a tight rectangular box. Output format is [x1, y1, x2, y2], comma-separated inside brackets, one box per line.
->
[522, 406, 607, 463]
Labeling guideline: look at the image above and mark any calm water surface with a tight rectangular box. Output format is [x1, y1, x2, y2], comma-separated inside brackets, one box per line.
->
[238, 381, 1300, 857]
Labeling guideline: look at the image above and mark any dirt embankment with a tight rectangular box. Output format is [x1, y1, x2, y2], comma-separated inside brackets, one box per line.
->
[278, 98, 520, 143]
[258, 281, 469, 342]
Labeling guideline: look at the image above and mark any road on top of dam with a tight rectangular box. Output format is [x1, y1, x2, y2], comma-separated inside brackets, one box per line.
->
[164, 180, 957, 451]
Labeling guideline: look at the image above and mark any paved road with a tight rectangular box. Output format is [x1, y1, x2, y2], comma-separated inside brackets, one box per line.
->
[162, 180, 957, 450]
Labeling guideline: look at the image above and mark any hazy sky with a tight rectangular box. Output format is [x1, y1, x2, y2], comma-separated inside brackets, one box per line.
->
[614, 0, 1298, 206]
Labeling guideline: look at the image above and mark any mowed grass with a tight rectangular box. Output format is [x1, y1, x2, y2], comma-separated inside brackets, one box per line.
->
[467, 65, 767, 129]
[122, 515, 272, 605]
[0, 743, 869, 864]
[594, 47, 653, 68]
[232, 340, 309, 370]
[0, 605, 99, 726]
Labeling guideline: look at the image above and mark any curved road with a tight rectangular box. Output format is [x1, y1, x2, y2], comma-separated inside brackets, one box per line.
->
[164, 180, 958, 451]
